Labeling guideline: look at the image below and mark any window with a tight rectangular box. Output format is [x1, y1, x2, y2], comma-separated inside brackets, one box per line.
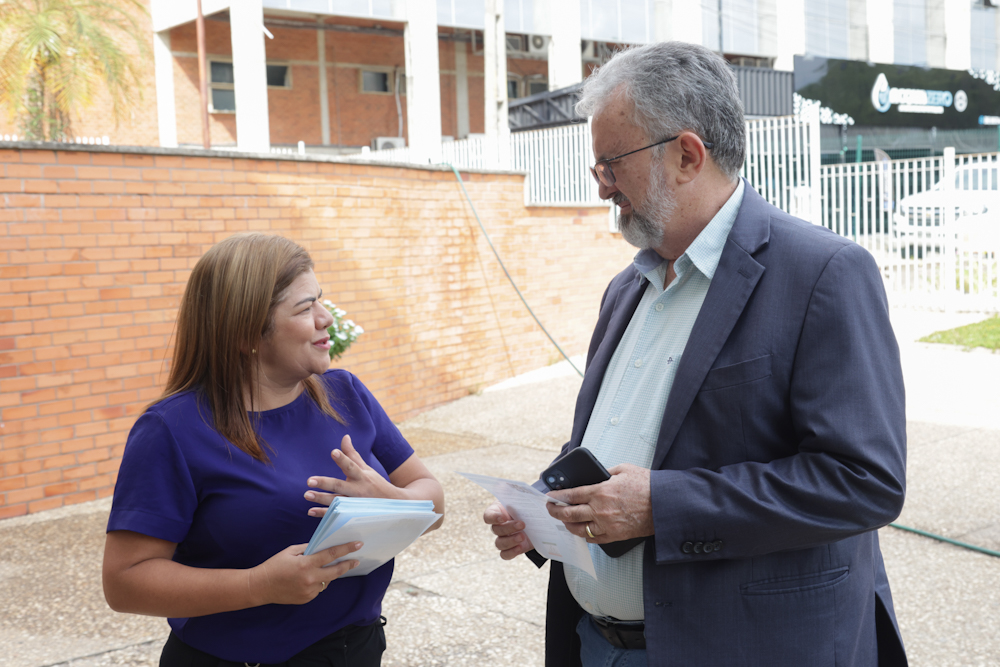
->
[894, 0, 928, 66]
[507, 79, 520, 99]
[208, 60, 291, 113]
[971, 4, 998, 70]
[209, 61, 235, 113]
[527, 80, 548, 96]
[702, 0, 758, 55]
[805, 0, 850, 59]
[506, 35, 526, 53]
[361, 69, 404, 94]
[266, 65, 290, 88]
[362, 70, 390, 93]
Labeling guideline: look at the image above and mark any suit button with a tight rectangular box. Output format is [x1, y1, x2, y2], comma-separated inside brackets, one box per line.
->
[703, 542, 715, 554]
[693, 541, 703, 554]
[682, 542, 693, 554]
[714, 540, 723, 552]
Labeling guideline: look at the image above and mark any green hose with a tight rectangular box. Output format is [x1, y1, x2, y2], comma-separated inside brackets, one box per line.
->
[889, 522, 1000, 558]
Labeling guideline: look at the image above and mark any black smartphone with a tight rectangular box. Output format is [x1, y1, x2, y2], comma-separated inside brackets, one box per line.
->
[539, 448, 644, 558]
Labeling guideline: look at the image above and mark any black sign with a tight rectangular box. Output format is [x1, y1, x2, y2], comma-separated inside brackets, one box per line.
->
[794, 55, 1000, 128]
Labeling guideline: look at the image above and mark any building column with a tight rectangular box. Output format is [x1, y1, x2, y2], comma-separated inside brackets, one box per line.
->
[847, 0, 868, 61]
[547, 0, 582, 91]
[774, 0, 805, 71]
[404, 0, 443, 162]
[866, 0, 894, 64]
[484, 0, 510, 168]
[153, 30, 177, 148]
[455, 39, 470, 139]
[944, 0, 971, 71]
[995, 9, 1000, 71]
[670, 0, 703, 45]
[318, 20, 330, 146]
[758, 0, 778, 59]
[230, 0, 270, 153]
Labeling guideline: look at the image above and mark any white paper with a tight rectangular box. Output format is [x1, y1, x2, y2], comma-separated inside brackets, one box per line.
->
[308, 512, 441, 577]
[458, 472, 597, 579]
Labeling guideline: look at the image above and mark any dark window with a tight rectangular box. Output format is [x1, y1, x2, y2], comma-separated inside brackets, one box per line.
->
[266, 65, 289, 87]
[210, 61, 234, 84]
[211, 88, 236, 112]
[362, 71, 390, 93]
[209, 62, 235, 112]
[527, 81, 548, 96]
[507, 79, 520, 99]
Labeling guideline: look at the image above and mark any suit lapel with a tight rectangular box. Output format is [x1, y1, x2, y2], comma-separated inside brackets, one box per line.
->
[650, 184, 771, 470]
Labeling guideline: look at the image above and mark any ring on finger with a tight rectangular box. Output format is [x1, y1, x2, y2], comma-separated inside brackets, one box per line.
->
[585, 524, 596, 539]
[319, 581, 327, 591]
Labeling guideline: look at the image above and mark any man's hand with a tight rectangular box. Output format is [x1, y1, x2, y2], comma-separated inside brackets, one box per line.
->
[546, 463, 654, 543]
[483, 502, 535, 559]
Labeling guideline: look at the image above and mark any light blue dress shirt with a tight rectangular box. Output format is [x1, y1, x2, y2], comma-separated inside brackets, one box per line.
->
[564, 180, 745, 621]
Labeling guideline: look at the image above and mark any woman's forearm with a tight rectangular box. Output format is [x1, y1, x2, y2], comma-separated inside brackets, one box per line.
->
[398, 477, 446, 531]
[103, 531, 360, 618]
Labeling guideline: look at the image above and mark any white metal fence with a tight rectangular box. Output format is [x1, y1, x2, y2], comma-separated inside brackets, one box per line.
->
[358, 108, 822, 211]
[741, 105, 822, 223]
[818, 149, 999, 311]
[356, 108, 996, 311]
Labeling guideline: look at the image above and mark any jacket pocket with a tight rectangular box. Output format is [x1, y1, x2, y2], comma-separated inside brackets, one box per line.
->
[740, 566, 850, 595]
[700, 354, 772, 392]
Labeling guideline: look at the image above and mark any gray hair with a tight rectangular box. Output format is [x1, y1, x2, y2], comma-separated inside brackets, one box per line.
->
[576, 42, 746, 178]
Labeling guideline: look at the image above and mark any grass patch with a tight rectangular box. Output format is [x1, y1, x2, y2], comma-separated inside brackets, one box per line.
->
[919, 315, 1000, 351]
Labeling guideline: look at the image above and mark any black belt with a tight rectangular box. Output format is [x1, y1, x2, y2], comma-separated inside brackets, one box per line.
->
[589, 615, 646, 650]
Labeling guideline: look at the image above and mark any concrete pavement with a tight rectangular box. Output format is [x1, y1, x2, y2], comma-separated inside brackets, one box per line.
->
[1, 306, 998, 666]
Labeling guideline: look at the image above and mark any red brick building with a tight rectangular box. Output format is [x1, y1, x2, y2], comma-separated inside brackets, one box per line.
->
[0, 1, 589, 153]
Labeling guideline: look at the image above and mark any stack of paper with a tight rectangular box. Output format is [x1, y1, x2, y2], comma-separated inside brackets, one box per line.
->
[304, 497, 441, 577]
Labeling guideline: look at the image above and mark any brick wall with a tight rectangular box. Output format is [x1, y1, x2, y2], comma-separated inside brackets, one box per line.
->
[0, 145, 631, 519]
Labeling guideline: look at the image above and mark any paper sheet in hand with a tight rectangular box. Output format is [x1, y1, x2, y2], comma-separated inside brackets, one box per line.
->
[458, 472, 596, 579]
[304, 497, 440, 577]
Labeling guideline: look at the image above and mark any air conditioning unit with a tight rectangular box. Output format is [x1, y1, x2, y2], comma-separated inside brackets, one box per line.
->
[373, 136, 406, 150]
[528, 35, 549, 55]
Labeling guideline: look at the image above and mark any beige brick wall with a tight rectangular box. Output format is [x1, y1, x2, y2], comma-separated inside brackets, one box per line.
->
[0, 146, 631, 519]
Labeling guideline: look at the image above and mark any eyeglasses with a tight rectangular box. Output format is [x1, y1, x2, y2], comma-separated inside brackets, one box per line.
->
[590, 135, 715, 187]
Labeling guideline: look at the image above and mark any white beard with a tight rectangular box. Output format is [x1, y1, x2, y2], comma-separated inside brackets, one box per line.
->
[614, 167, 675, 250]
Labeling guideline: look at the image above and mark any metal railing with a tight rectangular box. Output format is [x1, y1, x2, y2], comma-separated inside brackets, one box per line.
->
[818, 150, 999, 311]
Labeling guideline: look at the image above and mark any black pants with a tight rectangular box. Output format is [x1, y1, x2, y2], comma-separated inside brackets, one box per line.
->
[159, 618, 386, 667]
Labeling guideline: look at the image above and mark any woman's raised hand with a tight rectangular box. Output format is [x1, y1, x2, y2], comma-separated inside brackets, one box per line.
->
[305, 435, 402, 516]
[248, 540, 362, 606]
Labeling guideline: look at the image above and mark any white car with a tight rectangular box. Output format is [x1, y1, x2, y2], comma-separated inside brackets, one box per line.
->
[893, 164, 1000, 256]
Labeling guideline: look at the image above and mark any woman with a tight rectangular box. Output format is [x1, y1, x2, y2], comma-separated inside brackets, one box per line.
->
[102, 233, 444, 666]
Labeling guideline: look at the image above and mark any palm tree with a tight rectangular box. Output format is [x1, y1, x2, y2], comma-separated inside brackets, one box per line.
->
[0, 0, 149, 141]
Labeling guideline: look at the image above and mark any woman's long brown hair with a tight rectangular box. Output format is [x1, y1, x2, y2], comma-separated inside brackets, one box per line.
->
[155, 233, 343, 462]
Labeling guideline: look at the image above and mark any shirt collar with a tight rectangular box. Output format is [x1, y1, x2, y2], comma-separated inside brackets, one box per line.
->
[632, 179, 745, 283]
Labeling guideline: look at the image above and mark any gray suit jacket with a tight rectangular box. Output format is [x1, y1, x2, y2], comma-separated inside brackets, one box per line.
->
[540, 183, 908, 666]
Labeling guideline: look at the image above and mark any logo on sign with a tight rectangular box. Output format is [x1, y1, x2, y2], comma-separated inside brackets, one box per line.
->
[870, 73, 966, 115]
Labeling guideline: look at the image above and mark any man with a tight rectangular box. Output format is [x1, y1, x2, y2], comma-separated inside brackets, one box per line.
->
[483, 42, 907, 667]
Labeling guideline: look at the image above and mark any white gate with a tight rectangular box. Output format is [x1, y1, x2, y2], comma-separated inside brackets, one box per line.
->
[818, 150, 1000, 311]
[358, 109, 822, 212]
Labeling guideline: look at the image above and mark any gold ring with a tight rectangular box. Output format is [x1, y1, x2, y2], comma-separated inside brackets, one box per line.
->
[319, 581, 327, 591]
[585, 524, 595, 539]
